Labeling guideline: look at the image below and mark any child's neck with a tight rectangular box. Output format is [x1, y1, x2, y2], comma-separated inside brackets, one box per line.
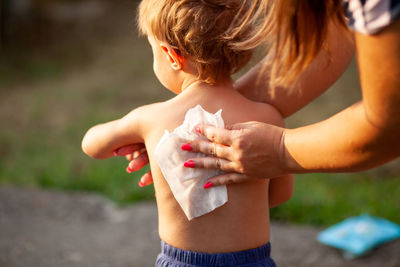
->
[179, 77, 234, 94]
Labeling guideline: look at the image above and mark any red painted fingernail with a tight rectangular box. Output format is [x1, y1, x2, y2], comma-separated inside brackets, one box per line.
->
[113, 149, 118, 156]
[126, 166, 133, 173]
[203, 182, 213, 189]
[184, 160, 195, 168]
[181, 143, 192, 151]
[195, 126, 201, 133]
[138, 181, 145, 188]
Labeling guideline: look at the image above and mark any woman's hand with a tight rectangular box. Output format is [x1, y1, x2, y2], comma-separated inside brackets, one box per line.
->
[182, 121, 296, 187]
[114, 144, 153, 187]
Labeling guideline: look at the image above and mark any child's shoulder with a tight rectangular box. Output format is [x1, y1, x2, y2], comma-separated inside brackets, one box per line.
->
[121, 101, 168, 132]
[226, 93, 284, 127]
[247, 101, 284, 127]
[125, 101, 170, 120]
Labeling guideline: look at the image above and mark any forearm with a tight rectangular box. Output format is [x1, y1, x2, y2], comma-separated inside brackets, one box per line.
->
[82, 120, 125, 159]
[82, 111, 144, 159]
[283, 101, 400, 174]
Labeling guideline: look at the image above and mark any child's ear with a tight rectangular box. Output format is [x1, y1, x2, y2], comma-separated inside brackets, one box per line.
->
[160, 43, 183, 71]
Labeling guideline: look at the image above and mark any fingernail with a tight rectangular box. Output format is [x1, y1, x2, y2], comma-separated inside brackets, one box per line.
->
[203, 182, 213, 189]
[126, 166, 133, 173]
[184, 160, 195, 168]
[181, 143, 192, 151]
[138, 181, 145, 187]
[113, 149, 118, 156]
[195, 126, 201, 133]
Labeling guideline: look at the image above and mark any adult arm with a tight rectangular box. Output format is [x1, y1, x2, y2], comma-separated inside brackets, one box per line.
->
[235, 21, 355, 117]
[283, 17, 400, 173]
[117, 20, 355, 184]
[187, 18, 400, 184]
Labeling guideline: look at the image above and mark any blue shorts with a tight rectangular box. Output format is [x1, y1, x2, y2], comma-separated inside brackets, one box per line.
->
[155, 241, 276, 267]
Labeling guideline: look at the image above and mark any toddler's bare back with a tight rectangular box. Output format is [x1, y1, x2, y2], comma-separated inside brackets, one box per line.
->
[139, 86, 282, 253]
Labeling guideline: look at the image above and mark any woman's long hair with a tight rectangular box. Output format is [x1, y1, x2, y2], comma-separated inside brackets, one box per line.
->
[225, 0, 347, 90]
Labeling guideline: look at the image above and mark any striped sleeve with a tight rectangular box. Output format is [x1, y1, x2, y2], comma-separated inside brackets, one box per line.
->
[343, 0, 400, 34]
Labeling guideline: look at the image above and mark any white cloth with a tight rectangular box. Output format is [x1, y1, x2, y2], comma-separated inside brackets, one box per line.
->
[154, 105, 228, 220]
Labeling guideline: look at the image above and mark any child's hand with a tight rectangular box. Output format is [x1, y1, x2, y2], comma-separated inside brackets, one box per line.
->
[114, 144, 153, 187]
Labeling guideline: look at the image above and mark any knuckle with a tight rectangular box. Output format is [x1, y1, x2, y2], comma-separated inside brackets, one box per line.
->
[220, 161, 231, 172]
[220, 164, 228, 172]
[236, 164, 245, 174]
[206, 128, 219, 142]
[233, 133, 246, 149]
[234, 151, 244, 162]
[224, 175, 234, 185]
[208, 145, 215, 155]
[213, 143, 217, 155]
[214, 145, 221, 156]
[236, 138, 246, 149]
[225, 173, 238, 184]
[215, 158, 222, 169]
[209, 134, 216, 142]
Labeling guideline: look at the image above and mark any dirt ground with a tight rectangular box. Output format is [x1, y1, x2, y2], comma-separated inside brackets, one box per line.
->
[0, 186, 399, 267]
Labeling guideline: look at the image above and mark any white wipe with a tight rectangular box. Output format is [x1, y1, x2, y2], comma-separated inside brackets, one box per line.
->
[154, 105, 228, 220]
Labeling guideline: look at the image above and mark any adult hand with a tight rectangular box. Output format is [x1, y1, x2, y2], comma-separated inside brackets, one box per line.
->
[182, 121, 296, 186]
[114, 144, 153, 187]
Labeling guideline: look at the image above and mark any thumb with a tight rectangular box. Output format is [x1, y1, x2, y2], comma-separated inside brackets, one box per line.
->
[204, 173, 250, 188]
[225, 122, 246, 131]
[229, 121, 257, 130]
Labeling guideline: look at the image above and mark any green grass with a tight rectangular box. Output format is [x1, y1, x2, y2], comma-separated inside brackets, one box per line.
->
[270, 173, 400, 226]
[0, 115, 155, 204]
[0, 13, 399, 226]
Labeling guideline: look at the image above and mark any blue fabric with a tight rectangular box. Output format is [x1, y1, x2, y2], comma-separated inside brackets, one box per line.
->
[155, 241, 276, 267]
[318, 214, 400, 256]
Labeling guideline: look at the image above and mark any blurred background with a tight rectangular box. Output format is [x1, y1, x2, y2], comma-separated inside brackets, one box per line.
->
[0, 0, 399, 226]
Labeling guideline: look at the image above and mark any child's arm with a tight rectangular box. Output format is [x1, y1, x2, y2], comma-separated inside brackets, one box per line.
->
[268, 174, 294, 208]
[82, 107, 145, 159]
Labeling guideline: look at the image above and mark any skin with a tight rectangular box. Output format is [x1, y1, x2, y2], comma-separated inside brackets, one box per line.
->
[119, 20, 357, 182]
[123, 18, 400, 183]
[235, 20, 356, 117]
[82, 34, 294, 253]
[179, 17, 400, 185]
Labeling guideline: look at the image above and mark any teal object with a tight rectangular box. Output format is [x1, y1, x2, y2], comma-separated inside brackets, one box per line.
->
[317, 214, 400, 256]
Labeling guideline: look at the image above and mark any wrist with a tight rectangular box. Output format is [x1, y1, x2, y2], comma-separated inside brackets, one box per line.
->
[281, 128, 306, 174]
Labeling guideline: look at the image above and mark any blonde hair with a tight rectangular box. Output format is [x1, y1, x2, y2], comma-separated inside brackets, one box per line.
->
[137, 0, 255, 85]
[224, 0, 347, 90]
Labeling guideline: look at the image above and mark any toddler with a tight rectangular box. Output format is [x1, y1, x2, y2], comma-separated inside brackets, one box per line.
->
[82, 0, 294, 266]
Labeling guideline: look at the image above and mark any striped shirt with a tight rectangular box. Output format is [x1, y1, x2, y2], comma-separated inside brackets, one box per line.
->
[343, 0, 400, 34]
